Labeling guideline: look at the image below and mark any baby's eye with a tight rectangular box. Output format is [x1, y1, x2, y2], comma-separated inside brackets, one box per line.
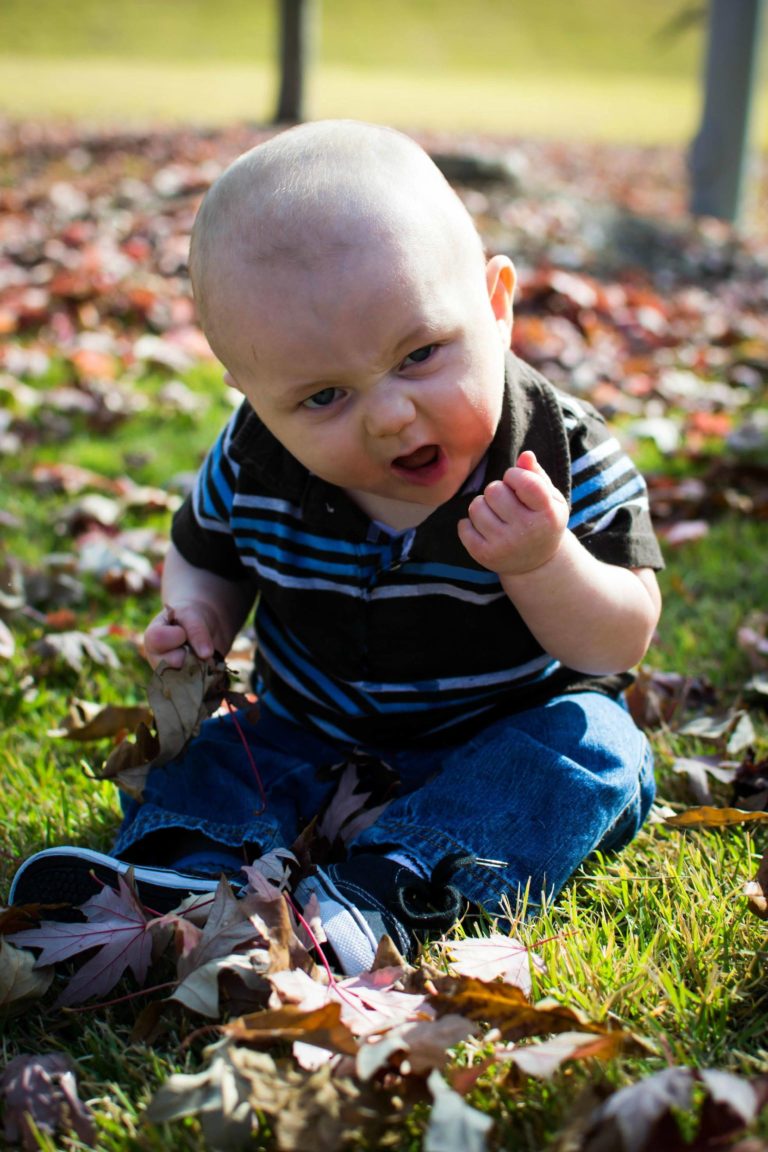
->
[401, 344, 436, 368]
[303, 387, 341, 409]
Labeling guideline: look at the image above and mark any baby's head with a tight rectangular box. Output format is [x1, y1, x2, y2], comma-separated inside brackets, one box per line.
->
[190, 120, 515, 525]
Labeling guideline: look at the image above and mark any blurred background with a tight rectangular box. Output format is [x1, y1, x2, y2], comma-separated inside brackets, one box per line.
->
[0, 0, 766, 150]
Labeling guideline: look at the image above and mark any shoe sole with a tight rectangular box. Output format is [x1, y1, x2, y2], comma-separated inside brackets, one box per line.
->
[9, 847, 226, 917]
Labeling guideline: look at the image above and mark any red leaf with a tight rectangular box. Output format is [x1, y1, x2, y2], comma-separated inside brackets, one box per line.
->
[7, 874, 156, 1006]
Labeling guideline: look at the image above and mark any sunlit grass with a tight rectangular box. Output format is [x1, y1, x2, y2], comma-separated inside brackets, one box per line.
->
[2, 352, 767, 1148]
[2, 56, 767, 148]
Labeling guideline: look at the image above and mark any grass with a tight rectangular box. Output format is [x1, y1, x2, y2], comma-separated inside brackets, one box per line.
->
[0, 0, 766, 146]
[2, 349, 768, 1148]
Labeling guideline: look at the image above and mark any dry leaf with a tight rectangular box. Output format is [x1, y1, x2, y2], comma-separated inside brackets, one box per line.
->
[666, 806, 768, 828]
[8, 873, 156, 1007]
[49, 697, 153, 740]
[97, 648, 232, 799]
[431, 975, 610, 1041]
[224, 1001, 358, 1056]
[0, 1053, 95, 1151]
[0, 938, 54, 1016]
[425, 1069, 493, 1152]
[32, 628, 120, 674]
[442, 932, 544, 994]
[744, 847, 768, 919]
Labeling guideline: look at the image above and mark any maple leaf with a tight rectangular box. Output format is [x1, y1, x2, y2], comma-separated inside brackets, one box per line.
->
[316, 760, 392, 846]
[241, 848, 297, 900]
[0, 1053, 95, 1151]
[431, 975, 616, 1042]
[269, 965, 431, 1040]
[174, 881, 271, 981]
[7, 873, 158, 1007]
[441, 932, 545, 994]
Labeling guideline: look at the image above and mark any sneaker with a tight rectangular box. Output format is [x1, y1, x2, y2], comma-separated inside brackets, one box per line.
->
[293, 853, 467, 976]
[8, 846, 245, 917]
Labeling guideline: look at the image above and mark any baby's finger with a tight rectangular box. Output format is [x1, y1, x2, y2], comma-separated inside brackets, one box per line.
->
[503, 466, 553, 512]
[165, 607, 214, 660]
[480, 478, 521, 522]
[466, 490, 508, 536]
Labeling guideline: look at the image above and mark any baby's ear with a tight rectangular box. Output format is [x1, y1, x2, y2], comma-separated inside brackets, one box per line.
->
[486, 255, 516, 346]
[223, 370, 244, 394]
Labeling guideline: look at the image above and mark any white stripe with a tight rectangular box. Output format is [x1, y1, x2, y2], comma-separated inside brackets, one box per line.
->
[587, 495, 650, 535]
[571, 436, 621, 476]
[351, 653, 554, 693]
[240, 556, 508, 604]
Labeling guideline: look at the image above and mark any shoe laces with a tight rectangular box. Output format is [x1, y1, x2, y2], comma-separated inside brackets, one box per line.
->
[394, 853, 473, 926]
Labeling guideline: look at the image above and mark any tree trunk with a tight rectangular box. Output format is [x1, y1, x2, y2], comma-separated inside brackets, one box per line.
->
[689, 0, 765, 222]
[274, 0, 314, 124]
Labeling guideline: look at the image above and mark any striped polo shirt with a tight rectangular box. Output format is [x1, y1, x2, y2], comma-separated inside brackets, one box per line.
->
[172, 354, 664, 747]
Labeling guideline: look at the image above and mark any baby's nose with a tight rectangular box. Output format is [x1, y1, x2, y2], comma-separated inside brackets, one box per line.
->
[364, 383, 417, 438]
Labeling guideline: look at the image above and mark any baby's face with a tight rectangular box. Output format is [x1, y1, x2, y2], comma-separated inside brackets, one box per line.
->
[218, 232, 514, 527]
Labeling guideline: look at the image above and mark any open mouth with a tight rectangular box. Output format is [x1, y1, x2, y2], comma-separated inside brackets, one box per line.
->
[393, 444, 440, 471]
[391, 444, 445, 484]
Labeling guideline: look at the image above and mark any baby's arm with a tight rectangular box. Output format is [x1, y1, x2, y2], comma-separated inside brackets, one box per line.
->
[457, 451, 661, 674]
[143, 543, 255, 670]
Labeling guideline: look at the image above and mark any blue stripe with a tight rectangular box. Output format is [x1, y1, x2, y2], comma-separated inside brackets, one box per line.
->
[570, 457, 633, 505]
[569, 475, 647, 530]
[403, 562, 500, 586]
[231, 514, 371, 557]
[235, 537, 378, 578]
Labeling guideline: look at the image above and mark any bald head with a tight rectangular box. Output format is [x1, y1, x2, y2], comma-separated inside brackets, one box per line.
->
[189, 120, 485, 358]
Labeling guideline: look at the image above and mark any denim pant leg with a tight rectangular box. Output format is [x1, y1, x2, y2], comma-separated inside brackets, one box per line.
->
[112, 705, 345, 864]
[354, 692, 655, 915]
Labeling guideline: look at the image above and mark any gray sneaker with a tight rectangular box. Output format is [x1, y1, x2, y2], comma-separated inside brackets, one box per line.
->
[8, 846, 243, 916]
[294, 853, 467, 976]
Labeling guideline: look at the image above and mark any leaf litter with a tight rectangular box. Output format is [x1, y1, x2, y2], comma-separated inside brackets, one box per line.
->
[1, 120, 767, 1148]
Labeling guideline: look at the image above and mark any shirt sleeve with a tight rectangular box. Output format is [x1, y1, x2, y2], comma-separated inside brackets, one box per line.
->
[563, 394, 665, 571]
[170, 403, 251, 579]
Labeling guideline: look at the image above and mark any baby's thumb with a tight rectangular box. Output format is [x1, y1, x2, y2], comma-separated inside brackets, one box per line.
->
[516, 449, 542, 473]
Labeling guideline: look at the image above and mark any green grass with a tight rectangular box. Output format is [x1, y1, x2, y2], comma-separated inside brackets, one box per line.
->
[2, 351, 768, 1148]
[0, 0, 766, 146]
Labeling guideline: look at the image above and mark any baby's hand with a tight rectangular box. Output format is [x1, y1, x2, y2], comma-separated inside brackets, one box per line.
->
[143, 602, 218, 670]
[457, 450, 569, 577]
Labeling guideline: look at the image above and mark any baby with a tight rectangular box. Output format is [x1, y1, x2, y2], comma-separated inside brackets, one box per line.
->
[11, 121, 663, 975]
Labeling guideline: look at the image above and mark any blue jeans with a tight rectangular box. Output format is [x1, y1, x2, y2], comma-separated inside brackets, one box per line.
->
[114, 692, 655, 915]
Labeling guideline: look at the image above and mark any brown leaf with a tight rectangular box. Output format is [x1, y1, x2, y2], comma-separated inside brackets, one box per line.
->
[0, 938, 54, 1016]
[223, 1001, 359, 1057]
[97, 720, 160, 800]
[144, 1042, 263, 1148]
[500, 1030, 634, 1080]
[431, 975, 608, 1041]
[666, 806, 768, 828]
[49, 697, 153, 741]
[744, 847, 768, 919]
[97, 648, 231, 799]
